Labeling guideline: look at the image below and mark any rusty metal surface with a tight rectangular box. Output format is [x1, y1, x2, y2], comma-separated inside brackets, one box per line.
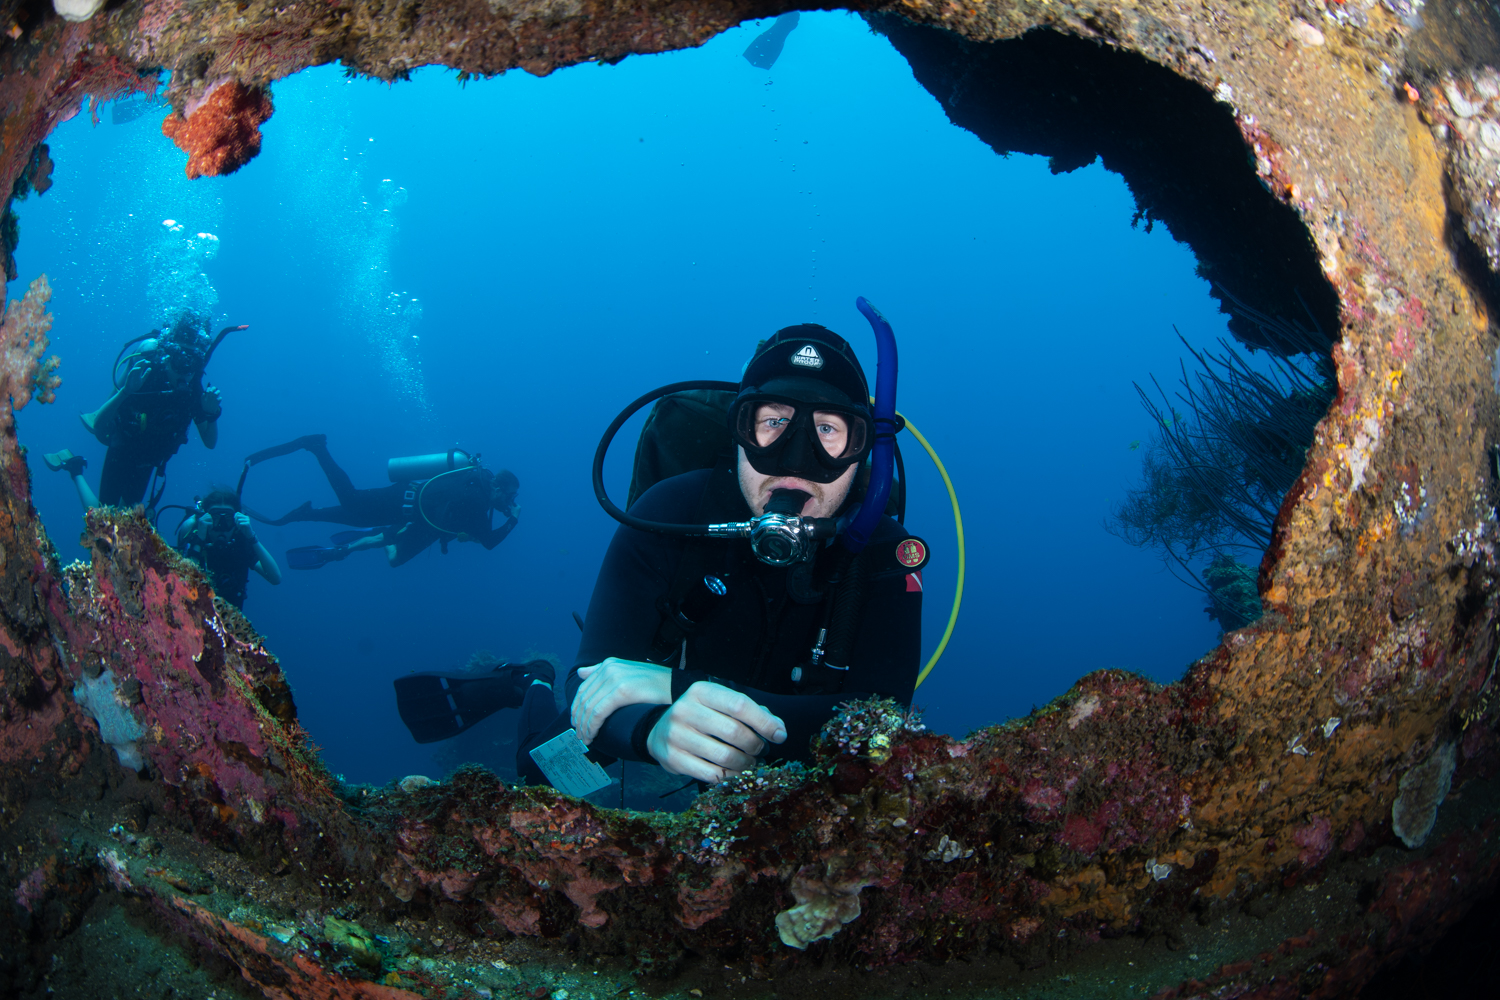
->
[1, 1, 1499, 998]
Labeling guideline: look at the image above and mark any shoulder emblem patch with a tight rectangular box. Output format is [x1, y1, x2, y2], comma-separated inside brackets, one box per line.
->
[896, 538, 927, 568]
[790, 344, 824, 369]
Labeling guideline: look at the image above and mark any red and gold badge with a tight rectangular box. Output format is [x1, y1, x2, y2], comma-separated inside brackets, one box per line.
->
[896, 538, 927, 568]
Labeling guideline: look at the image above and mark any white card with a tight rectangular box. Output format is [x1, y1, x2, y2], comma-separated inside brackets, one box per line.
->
[528, 728, 613, 797]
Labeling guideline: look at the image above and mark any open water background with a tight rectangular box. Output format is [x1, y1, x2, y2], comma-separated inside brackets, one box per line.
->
[10, 12, 1233, 786]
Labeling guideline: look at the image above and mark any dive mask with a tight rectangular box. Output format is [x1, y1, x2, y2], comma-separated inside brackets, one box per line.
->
[729, 386, 872, 485]
[206, 505, 238, 536]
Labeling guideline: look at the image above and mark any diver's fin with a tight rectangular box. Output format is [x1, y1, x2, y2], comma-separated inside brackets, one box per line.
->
[329, 528, 381, 546]
[43, 449, 85, 475]
[285, 544, 349, 570]
[253, 500, 314, 526]
[239, 503, 282, 525]
[243, 434, 327, 467]
[394, 668, 529, 743]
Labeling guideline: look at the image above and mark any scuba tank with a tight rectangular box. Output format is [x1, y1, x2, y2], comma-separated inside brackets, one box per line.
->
[387, 448, 478, 483]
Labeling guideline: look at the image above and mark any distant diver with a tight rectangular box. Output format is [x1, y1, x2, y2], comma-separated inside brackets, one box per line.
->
[111, 92, 166, 126]
[44, 309, 240, 511]
[170, 487, 282, 609]
[743, 12, 799, 70]
[240, 435, 520, 569]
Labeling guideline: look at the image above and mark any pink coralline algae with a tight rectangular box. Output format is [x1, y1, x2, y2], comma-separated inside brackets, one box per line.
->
[130, 0, 182, 62]
[0, 274, 60, 427]
[1293, 816, 1334, 868]
[13, 865, 49, 913]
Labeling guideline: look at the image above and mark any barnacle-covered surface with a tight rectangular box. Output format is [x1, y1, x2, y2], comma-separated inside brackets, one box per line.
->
[2, 1, 1500, 998]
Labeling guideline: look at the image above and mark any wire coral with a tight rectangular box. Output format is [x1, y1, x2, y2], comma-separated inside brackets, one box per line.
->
[1109, 290, 1334, 629]
[0, 274, 61, 429]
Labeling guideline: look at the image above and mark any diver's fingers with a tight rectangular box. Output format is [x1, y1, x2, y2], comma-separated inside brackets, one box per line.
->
[645, 712, 747, 784]
[685, 682, 787, 745]
[677, 730, 756, 775]
[570, 663, 622, 743]
[669, 696, 766, 757]
[571, 659, 673, 744]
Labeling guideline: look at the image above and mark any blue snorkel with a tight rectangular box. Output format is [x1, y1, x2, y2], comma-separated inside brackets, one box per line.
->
[841, 296, 899, 554]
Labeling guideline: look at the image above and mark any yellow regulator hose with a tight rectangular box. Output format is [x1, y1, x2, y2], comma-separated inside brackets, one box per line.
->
[895, 411, 965, 688]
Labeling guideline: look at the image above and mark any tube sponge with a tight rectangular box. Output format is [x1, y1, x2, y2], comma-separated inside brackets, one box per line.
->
[52, 0, 105, 22]
[73, 669, 146, 771]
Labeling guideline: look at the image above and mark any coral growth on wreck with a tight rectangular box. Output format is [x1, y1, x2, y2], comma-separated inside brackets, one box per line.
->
[0, 274, 59, 427]
[0, 1, 1499, 997]
[161, 80, 273, 180]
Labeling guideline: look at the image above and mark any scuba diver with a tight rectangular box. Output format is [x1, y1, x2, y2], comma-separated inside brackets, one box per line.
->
[172, 487, 282, 609]
[392, 303, 928, 792]
[44, 309, 239, 510]
[239, 435, 520, 569]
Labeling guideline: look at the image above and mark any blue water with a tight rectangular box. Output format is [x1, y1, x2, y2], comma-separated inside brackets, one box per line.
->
[9, 12, 1228, 785]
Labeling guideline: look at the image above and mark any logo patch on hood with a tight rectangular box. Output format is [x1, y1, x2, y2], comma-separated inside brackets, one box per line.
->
[790, 344, 824, 369]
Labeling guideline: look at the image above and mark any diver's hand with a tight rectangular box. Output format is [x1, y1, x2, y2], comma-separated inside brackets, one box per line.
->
[506, 504, 521, 519]
[200, 387, 223, 419]
[645, 681, 787, 784]
[124, 361, 151, 393]
[233, 512, 252, 536]
[571, 658, 672, 745]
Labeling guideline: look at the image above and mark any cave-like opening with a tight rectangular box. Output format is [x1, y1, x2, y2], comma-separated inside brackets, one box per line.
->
[5, 12, 1334, 801]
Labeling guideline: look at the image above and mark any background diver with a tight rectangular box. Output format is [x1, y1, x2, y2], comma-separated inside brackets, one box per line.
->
[240, 434, 521, 569]
[44, 309, 241, 510]
[172, 487, 282, 610]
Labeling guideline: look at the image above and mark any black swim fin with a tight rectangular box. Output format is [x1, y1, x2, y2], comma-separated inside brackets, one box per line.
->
[329, 528, 381, 545]
[251, 500, 314, 526]
[394, 667, 530, 743]
[243, 434, 327, 466]
[285, 544, 349, 570]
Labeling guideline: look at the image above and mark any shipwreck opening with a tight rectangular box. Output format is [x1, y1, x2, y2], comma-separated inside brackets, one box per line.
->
[5, 7, 1500, 1000]
[864, 18, 1344, 634]
[4, 13, 1339, 798]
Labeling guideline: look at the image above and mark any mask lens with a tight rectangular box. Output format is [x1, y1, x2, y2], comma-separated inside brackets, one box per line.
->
[733, 398, 790, 450]
[812, 410, 868, 460]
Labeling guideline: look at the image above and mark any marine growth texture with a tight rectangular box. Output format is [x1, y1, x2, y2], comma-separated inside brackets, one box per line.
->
[1, 2, 1499, 999]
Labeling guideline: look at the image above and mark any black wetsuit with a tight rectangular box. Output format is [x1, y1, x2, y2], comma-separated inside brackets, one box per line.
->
[275, 441, 517, 566]
[517, 465, 924, 781]
[384, 470, 519, 566]
[99, 369, 212, 506]
[179, 529, 259, 609]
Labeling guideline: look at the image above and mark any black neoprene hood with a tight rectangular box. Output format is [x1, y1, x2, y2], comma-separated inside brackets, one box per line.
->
[740, 324, 871, 405]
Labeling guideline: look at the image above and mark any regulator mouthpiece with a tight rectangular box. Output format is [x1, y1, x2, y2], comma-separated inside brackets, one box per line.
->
[749, 489, 829, 566]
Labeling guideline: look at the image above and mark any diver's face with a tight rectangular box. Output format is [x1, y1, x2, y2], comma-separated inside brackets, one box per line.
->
[737, 446, 857, 518]
[750, 402, 851, 456]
